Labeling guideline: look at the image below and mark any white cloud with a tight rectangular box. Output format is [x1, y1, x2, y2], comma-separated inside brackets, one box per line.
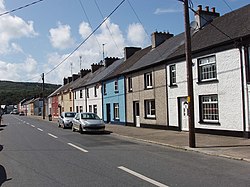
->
[0, 7, 38, 54]
[79, 22, 92, 39]
[154, 8, 181, 15]
[127, 23, 148, 46]
[49, 22, 75, 50]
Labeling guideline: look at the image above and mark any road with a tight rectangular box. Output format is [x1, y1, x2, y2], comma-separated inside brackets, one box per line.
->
[1, 115, 250, 187]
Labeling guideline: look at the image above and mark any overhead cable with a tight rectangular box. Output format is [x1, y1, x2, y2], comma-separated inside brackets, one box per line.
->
[0, 0, 45, 17]
[45, 0, 126, 76]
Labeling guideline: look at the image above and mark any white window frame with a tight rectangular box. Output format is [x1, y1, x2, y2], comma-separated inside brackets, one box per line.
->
[114, 103, 119, 120]
[86, 88, 89, 98]
[145, 72, 153, 89]
[198, 56, 217, 82]
[94, 86, 97, 97]
[169, 64, 176, 86]
[80, 90, 83, 98]
[200, 95, 219, 123]
[103, 83, 107, 95]
[145, 100, 155, 118]
[93, 105, 97, 114]
[114, 80, 119, 92]
[128, 77, 133, 92]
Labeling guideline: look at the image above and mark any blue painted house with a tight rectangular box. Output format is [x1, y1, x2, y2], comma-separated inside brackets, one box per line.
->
[102, 47, 151, 125]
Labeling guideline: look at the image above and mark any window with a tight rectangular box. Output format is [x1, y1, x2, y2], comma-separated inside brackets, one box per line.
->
[70, 107, 72, 112]
[76, 106, 79, 113]
[86, 88, 89, 98]
[198, 56, 217, 82]
[169, 64, 176, 86]
[200, 95, 219, 123]
[145, 72, 153, 89]
[80, 106, 83, 113]
[93, 105, 97, 114]
[103, 83, 107, 95]
[89, 105, 92, 113]
[94, 86, 97, 97]
[114, 103, 119, 120]
[61, 94, 63, 101]
[128, 77, 132, 92]
[114, 80, 119, 92]
[74, 92, 76, 99]
[80, 90, 83, 98]
[69, 92, 72, 100]
[145, 100, 155, 118]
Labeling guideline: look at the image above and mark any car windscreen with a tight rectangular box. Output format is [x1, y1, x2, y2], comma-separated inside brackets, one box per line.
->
[65, 113, 76, 117]
[81, 113, 100, 120]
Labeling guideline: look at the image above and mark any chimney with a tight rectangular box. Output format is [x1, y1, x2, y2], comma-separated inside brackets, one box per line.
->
[151, 31, 174, 49]
[63, 77, 68, 85]
[104, 57, 119, 67]
[72, 74, 80, 81]
[195, 5, 220, 29]
[124, 47, 141, 60]
[68, 76, 73, 83]
[91, 63, 104, 73]
[80, 69, 91, 78]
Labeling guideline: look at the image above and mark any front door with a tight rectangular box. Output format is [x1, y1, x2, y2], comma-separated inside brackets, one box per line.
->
[178, 97, 189, 131]
[106, 104, 111, 123]
[133, 101, 140, 127]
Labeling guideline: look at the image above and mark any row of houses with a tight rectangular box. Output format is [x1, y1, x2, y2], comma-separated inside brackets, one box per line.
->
[43, 5, 250, 138]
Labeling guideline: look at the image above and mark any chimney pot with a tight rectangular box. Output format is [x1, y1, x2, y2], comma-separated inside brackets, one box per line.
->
[205, 6, 209, 11]
[211, 7, 215, 13]
[198, 5, 202, 11]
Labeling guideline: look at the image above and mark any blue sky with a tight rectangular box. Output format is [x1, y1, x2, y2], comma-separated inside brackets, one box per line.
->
[0, 0, 249, 84]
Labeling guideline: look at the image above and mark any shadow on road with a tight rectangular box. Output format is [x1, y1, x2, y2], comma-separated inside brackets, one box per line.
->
[83, 130, 113, 135]
[197, 144, 250, 148]
[0, 145, 12, 186]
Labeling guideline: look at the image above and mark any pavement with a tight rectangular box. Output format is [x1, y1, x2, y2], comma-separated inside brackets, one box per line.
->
[33, 116, 250, 163]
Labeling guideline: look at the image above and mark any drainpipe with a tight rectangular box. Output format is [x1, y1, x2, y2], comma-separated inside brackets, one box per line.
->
[244, 45, 250, 138]
[124, 76, 127, 126]
[239, 44, 247, 137]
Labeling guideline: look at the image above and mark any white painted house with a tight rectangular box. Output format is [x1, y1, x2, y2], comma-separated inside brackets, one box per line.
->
[166, 5, 250, 137]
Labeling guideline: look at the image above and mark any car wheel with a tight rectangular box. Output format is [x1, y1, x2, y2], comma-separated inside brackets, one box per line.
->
[58, 122, 61, 128]
[79, 125, 83, 134]
[72, 126, 75, 132]
[63, 123, 65, 129]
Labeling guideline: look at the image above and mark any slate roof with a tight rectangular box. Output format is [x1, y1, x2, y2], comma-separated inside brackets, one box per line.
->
[169, 4, 250, 59]
[123, 32, 185, 73]
[104, 46, 152, 80]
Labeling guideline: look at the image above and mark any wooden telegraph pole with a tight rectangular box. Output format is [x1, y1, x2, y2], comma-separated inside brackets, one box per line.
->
[42, 73, 45, 120]
[183, 0, 196, 148]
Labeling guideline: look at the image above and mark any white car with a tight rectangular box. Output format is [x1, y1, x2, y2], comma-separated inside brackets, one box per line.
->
[72, 113, 105, 133]
[58, 112, 76, 129]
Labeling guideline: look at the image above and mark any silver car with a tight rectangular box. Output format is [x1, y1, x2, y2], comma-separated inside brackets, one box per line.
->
[58, 112, 76, 129]
[72, 112, 105, 133]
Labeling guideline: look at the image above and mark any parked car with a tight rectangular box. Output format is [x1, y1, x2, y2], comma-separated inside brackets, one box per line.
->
[72, 112, 105, 133]
[58, 112, 76, 129]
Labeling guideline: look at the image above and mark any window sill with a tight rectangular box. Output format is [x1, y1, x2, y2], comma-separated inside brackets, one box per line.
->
[145, 116, 156, 120]
[199, 121, 220, 126]
[128, 90, 133, 93]
[169, 84, 178, 88]
[144, 87, 153, 90]
[114, 91, 119, 94]
[197, 79, 219, 85]
[113, 118, 120, 122]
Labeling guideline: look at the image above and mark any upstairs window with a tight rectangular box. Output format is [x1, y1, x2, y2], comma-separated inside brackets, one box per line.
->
[103, 83, 107, 95]
[114, 80, 119, 93]
[169, 64, 176, 86]
[80, 90, 83, 98]
[198, 56, 217, 82]
[94, 86, 97, 97]
[86, 88, 89, 98]
[128, 77, 133, 92]
[145, 72, 153, 89]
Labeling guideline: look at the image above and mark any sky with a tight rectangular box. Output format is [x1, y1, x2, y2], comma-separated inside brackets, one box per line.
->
[0, 0, 249, 85]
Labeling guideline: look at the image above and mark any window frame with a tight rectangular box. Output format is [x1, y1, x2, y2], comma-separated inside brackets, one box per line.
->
[128, 77, 133, 92]
[199, 94, 219, 124]
[114, 79, 119, 93]
[93, 105, 97, 114]
[113, 103, 119, 120]
[144, 72, 153, 89]
[103, 83, 107, 95]
[144, 100, 156, 119]
[169, 64, 177, 86]
[198, 55, 217, 83]
[94, 86, 97, 97]
[86, 88, 89, 98]
[80, 90, 83, 98]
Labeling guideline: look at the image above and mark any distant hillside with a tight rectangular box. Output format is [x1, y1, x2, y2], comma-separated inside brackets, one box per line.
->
[0, 80, 61, 105]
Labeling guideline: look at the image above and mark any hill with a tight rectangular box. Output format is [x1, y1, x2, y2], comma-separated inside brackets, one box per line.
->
[0, 80, 61, 105]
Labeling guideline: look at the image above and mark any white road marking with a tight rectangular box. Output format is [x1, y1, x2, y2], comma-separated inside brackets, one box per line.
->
[67, 143, 88, 153]
[26, 122, 30, 125]
[48, 133, 58, 139]
[31, 125, 35, 127]
[118, 166, 169, 187]
[37, 128, 43, 132]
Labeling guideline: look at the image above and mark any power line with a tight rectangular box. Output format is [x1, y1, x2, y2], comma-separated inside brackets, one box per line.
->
[94, 0, 123, 57]
[0, 0, 45, 17]
[45, 0, 126, 76]
[222, 0, 233, 11]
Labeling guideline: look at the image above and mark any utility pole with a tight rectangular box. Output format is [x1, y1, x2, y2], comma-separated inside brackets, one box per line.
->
[42, 73, 45, 120]
[102, 43, 106, 62]
[79, 55, 82, 70]
[184, 0, 195, 148]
